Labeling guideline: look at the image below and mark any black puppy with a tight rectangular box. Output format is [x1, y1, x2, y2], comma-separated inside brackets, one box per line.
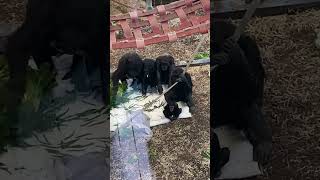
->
[155, 54, 175, 85]
[163, 101, 182, 121]
[2, 0, 108, 116]
[212, 131, 230, 178]
[111, 52, 143, 99]
[211, 20, 272, 165]
[165, 67, 194, 112]
[141, 58, 162, 95]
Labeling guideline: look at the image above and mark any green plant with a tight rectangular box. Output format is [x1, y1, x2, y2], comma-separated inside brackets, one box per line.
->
[148, 144, 158, 162]
[110, 81, 129, 108]
[202, 148, 210, 159]
[194, 52, 210, 60]
[0, 56, 57, 151]
[23, 63, 57, 111]
[0, 56, 56, 110]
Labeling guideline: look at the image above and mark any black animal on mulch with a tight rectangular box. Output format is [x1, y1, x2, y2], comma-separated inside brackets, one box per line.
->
[155, 54, 175, 86]
[142, 58, 162, 95]
[211, 19, 272, 165]
[165, 67, 194, 112]
[111, 52, 143, 100]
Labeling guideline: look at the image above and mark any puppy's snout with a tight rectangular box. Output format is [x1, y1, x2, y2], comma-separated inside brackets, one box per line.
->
[169, 106, 174, 111]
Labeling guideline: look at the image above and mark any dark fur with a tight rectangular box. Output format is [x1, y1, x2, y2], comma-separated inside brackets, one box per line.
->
[31, 45, 96, 82]
[111, 52, 143, 98]
[163, 101, 182, 121]
[211, 20, 272, 164]
[155, 54, 175, 85]
[212, 131, 230, 178]
[2, 0, 108, 114]
[164, 67, 194, 110]
[141, 58, 162, 95]
[31, 41, 91, 81]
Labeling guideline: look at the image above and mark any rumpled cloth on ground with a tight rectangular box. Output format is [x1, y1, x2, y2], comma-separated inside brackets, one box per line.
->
[54, 152, 108, 180]
[110, 81, 192, 132]
[214, 126, 262, 179]
[0, 55, 108, 180]
[111, 110, 154, 180]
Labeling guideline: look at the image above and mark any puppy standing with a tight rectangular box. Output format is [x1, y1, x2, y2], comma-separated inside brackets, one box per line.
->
[111, 52, 143, 99]
[141, 58, 162, 95]
[155, 54, 175, 86]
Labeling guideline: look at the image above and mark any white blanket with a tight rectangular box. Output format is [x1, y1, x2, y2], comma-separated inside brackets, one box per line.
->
[214, 126, 262, 179]
[110, 82, 192, 132]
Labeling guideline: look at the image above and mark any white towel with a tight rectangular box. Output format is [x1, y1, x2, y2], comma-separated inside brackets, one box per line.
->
[110, 83, 192, 132]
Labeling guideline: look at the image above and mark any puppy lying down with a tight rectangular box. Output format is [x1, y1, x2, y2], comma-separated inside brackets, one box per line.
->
[110, 81, 192, 132]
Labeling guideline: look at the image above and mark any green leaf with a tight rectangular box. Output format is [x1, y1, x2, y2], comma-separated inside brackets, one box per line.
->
[201, 148, 210, 159]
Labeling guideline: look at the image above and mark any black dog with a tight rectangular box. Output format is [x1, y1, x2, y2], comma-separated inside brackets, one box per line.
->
[141, 58, 162, 95]
[163, 101, 182, 121]
[212, 131, 230, 178]
[155, 54, 175, 85]
[211, 20, 272, 165]
[165, 67, 194, 112]
[111, 52, 143, 99]
[2, 0, 108, 116]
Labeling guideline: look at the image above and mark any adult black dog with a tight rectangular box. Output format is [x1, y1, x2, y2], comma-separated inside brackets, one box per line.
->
[211, 20, 272, 165]
[164, 67, 194, 112]
[111, 52, 143, 99]
[2, 0, 108, 116]
[155, 54, 175, 85]
[163, 101, 181, 121]
[141, 58, 162, 95]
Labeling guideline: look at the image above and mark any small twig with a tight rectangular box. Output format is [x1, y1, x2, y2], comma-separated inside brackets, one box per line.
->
[232, 0, 262, 41]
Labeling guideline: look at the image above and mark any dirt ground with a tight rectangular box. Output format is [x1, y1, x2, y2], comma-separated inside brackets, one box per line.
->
[147, 65, 210, 180]
[243, 10, 320, 180]
[0, 0, 26, 23]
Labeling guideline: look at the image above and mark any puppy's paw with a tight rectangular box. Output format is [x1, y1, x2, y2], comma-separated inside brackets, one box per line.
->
[142, 90, 147, 96]
[157, 86, 163, 94]
[189, 106, 195, 114]
[253, 141, 272, 165]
